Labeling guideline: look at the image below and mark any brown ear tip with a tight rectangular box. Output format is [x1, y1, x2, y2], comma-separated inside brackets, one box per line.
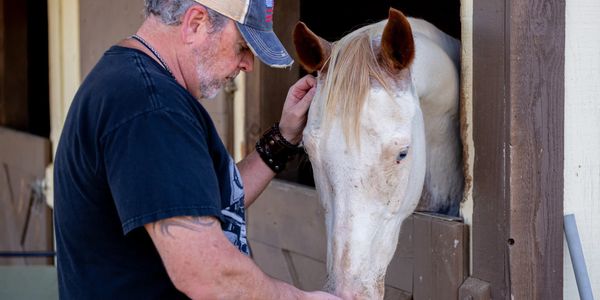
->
[294, 22, 310, 37]
[296, 21, 308, 31]
[388, 7, 405, 19]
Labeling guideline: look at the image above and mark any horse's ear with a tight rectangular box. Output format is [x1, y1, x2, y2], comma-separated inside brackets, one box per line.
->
[380, 8, 415, 71]
[293, 22, 331, 73]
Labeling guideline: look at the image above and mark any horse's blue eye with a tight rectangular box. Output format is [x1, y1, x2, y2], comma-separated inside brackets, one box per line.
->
[396, 147, 409, 163]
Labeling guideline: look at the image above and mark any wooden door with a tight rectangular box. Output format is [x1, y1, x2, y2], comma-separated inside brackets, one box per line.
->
[0, 127, 53, 265]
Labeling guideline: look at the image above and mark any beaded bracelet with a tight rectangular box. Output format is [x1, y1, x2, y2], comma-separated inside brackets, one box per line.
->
[255, 123, 301, 173]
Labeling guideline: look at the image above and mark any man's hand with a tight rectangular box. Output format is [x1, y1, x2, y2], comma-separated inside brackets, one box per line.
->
[279, 74, 317, 144]
[304, 291, 343, 300]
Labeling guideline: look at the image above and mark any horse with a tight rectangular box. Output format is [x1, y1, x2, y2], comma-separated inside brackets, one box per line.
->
[293, 8, 463, 299]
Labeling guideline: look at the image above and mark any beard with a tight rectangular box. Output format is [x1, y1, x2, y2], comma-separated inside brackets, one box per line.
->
[192, 40, 235, 100]
[197, 71, 227, 100]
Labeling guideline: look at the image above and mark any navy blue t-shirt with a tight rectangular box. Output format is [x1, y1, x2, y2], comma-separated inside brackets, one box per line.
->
[54, 46, 249, 299]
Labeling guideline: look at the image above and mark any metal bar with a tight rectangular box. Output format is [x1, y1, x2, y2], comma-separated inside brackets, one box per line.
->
[564, 214, 594, 300]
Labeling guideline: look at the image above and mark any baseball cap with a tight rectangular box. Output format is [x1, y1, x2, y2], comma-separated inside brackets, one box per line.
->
[193, 0, 294, 68]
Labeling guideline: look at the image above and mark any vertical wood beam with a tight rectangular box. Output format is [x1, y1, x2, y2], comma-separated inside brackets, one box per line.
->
[507, 0, 564, 298]
[472, 0, 564, 298]
[472, 0, 510, 296]
[244, 1, 300, 154]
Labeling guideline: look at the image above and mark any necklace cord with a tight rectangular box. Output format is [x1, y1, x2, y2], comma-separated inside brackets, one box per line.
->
[130, 34, 175, 79]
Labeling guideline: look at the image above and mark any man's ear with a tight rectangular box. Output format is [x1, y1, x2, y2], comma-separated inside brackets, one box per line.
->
[180, 5, 210, 44]
[293, 22, 331, 73]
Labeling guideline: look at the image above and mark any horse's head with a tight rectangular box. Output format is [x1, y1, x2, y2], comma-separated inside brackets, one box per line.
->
[294, 9, 426, 299]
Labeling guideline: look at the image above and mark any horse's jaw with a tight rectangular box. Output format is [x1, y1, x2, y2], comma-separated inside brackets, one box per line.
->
[322, 206, 410, 300]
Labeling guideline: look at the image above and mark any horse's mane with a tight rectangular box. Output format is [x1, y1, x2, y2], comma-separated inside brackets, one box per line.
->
[320, 22, 393, 148]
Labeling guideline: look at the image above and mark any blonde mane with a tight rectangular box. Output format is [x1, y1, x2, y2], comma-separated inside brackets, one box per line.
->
[320, 23, 394, 148]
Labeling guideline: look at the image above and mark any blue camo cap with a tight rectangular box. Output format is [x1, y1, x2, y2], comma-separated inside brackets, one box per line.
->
[193, 0, 294, 68]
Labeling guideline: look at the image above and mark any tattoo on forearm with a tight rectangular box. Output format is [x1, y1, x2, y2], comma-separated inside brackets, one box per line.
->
[153, 217, 217, 238]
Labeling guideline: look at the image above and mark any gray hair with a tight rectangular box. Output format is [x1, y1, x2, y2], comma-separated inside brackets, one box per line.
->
[144, 0, 228, 33]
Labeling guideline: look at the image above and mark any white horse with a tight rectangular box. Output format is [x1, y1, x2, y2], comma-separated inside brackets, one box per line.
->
[293, 8, 463, 299]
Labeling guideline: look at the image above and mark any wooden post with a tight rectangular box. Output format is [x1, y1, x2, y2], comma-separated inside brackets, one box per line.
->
[472, 0, 565, 298]
[244, 0, 300, 154]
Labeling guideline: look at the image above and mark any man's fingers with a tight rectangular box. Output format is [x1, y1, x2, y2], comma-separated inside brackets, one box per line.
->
[299, 87, 316, 107]
[292, 75, 317, 97]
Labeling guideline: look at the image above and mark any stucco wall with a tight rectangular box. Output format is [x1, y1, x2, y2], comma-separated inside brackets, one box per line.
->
[564, 0, 600, 297]
[79, 0, 143, 78]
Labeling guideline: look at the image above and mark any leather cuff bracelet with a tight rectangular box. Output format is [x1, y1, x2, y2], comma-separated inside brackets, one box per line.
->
[255, 123, 301, 173]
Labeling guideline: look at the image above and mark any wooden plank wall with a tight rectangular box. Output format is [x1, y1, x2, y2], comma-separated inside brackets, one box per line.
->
[471, 0, 565, 298]
[0, 127, 52, 265]
[244, 1, 300, 154]
[248, 180, 468, 299]
[200, 89, 235, 154]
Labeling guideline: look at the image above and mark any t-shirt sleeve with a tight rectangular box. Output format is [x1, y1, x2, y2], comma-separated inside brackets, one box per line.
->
[102, 109, 223, 234]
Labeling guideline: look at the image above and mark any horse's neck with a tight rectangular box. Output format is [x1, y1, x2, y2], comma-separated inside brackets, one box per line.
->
[408, 18, 460, 102]
[407, 18, 464, 214]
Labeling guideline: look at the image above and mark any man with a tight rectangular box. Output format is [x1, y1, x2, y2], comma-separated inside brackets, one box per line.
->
[53, 0, 340, 299]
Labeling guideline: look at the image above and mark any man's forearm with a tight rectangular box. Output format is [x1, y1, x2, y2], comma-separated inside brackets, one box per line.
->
[237, 150, 275, 208]
[145, 217, 306, 299]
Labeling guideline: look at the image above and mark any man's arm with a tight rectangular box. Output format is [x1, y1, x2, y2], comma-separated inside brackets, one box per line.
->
[238, 75, 317, 208]
[237, 150, 275, 208]
[145, 216, 337, 299]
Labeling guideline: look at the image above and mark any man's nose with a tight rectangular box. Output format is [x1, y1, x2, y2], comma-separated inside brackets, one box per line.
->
[240, 52, 254, 72]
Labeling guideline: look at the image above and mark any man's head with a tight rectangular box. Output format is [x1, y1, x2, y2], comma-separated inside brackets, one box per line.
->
[142, 0, 292, 99]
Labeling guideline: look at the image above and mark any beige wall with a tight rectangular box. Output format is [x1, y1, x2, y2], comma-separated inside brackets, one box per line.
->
[79, 0, 144, 78]
[564, 0, 600, 297]
[78, 0, 233, 146]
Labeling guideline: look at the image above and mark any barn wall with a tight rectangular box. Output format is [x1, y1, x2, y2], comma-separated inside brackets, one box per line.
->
[564, 0, 600, 296]
[79, 0, 143, 78]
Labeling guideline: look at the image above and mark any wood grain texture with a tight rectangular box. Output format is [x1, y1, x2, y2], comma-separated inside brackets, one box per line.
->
[473, 0, 565, 298]
[507, 0, 565, 298]
[413, 214, 469, 300]
[472, 1, 510, 297]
